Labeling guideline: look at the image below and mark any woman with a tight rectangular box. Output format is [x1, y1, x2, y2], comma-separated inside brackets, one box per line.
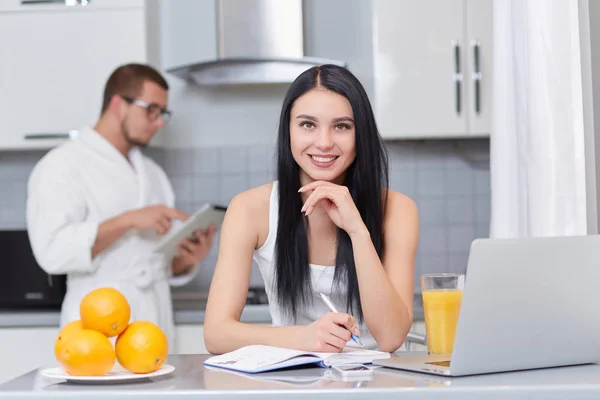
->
[204, 64, 418, 354]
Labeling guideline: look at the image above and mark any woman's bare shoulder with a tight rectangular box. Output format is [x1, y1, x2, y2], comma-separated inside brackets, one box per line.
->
[381, 189, 419, 254]
[384, 189, 418, 221]
[229, 182, 273, 213]
[225, 182, 273, 236]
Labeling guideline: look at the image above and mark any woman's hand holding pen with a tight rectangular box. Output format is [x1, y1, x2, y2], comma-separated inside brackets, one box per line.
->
[302, 312, 361, 353]
[299, 181, 367, 236]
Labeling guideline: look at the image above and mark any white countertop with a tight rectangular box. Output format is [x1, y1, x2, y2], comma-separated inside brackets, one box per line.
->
[0, 304, 272, 327]
[1, 354, 600, 399]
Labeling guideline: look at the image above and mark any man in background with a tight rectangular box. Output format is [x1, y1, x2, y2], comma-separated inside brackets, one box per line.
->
[26, 63, 215, 345]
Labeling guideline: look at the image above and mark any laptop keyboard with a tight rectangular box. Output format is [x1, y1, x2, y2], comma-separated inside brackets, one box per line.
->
[426, 361, 451, 367]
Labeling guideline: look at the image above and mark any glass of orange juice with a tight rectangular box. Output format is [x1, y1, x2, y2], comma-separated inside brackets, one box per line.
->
[421, 273, 465, 355]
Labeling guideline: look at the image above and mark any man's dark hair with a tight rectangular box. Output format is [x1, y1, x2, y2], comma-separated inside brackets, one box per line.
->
[100, 63, 169, 115]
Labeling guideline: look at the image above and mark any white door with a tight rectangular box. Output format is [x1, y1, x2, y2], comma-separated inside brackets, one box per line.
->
[373, 0, 467, 139]
[465, 0, 493, 136]
[0, 6, 146, 150]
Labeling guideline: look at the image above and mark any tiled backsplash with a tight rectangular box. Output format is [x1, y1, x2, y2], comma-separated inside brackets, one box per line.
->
[0, 139, 490, 292]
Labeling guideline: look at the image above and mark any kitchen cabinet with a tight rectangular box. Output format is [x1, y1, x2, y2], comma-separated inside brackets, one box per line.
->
[0, 326, 58, 384]
[174, 323, 271, 355]
[0, 324, 200, 384]
[0, 322, 272, 384]
[0, 0, 143, 12]
[174, 324, 207, 354]
[0, 324, 216, 384]
[0, 324, 199, 384]
[0, 0, 151, 150]
[372, 0, 492, 139]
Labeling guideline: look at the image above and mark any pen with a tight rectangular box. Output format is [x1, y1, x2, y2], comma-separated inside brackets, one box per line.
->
[319, 292, 364, 348]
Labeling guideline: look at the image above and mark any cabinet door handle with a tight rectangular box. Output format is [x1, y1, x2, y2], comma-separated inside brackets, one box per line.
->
[472, 40, 481, 115]
[20, 0, 91, 6]
[452, 41, 462, 116]
[24, 131, 78, 140]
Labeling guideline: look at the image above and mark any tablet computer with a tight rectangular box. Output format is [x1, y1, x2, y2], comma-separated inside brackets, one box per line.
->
[154, 203, 227, 259]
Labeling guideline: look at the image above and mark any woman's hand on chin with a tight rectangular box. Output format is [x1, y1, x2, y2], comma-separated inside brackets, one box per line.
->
[299, 181, 368, 236]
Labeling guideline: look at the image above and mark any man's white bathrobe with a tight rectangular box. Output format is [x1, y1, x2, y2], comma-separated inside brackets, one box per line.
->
[26, 126, 195, 345]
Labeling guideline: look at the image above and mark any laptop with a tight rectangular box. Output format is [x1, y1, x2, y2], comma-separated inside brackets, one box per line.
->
[374, 235, 600, 377]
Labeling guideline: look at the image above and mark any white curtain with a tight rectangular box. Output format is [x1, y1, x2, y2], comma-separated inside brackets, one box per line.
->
[490, 0, 589, 238]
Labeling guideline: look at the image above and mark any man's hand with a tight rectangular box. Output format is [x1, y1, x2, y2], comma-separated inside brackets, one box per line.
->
[171, 224, 217, 276]
[92, 205, 187, 258]
[124, 205, 188, 235]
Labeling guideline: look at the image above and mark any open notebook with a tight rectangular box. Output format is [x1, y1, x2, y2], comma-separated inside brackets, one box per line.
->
[203, 345, 391, 373]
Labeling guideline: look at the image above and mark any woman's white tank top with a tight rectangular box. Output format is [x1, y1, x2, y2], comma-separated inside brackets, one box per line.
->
[252, 181, 381, 350]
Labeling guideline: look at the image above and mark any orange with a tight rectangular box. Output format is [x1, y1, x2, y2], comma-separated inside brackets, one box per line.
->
[116, 321, 168, 374]
[80, 287, 130, 337]
[54, 320, 84, 363]
[57, 329, 115, 376]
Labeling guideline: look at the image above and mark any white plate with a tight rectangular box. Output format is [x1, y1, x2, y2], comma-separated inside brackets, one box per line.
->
[39, 364, 175, 384]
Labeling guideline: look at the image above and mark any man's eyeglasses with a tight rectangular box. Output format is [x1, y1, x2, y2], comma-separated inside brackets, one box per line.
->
[120, 95, 172, 124]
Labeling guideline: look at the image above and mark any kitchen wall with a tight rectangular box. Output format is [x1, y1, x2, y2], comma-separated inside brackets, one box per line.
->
[148, 0, 489, 293]
[0, 0, 490, 293]
[0, 139, 490, 293]
[160, 139, 491, 293]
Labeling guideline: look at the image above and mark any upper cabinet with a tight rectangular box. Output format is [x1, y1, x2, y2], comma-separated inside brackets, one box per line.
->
[0, 0, 143, 11]
[372, 0, 492, 139]
[0, 0, 148, 150]
[0, 0, 493, 149]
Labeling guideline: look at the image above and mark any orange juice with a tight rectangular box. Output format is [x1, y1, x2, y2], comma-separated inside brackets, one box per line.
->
[422, 289, 463, 354]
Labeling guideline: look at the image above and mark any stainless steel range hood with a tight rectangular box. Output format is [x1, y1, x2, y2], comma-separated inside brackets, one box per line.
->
[166, 0, 347, 86]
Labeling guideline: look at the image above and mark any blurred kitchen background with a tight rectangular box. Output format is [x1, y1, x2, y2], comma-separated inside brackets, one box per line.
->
[5, 0, 600, 382]
[0, 0, 492, 298]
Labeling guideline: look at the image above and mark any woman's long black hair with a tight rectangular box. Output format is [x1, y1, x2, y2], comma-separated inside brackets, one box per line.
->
[274, 64, 389, 324]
